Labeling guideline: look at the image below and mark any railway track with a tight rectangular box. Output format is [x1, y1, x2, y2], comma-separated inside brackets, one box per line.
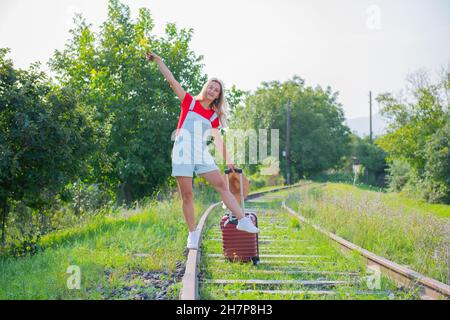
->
[180, 183, 450, 300]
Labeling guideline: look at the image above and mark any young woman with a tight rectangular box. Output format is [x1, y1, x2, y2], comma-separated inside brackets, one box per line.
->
[145, 51, 260, 250]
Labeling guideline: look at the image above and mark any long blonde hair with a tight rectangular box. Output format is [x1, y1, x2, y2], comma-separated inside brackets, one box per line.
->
[195, 78, 229, 128]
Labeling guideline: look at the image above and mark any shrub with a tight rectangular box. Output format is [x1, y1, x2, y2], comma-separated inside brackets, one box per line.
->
[386, 159, 411, 192]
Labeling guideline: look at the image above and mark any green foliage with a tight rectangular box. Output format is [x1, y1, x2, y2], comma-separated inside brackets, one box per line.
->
[247, 169, 285, 191]
[230, 76, 351, 179]
[1, 0, 210, 253]
[403, 173, 449, 204]
[376, 70, 449, 203]
[312, 171, 354, 184]
[0, 48, 97, 246]
[422, 122, 450, 202]
[0, 196, 195, 299]
[63, 180, 105, 215]
[351, 135, 387, 186]
[226, 85, 248, 116]
[49, 0, 207, 204]
[385, 159, 411, 192]
[352, 136, 387, 175]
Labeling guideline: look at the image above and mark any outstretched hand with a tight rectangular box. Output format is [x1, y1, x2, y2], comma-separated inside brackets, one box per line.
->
[145, 51, 161, 63]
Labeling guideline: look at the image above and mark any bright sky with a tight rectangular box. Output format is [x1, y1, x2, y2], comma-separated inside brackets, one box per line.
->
[1, 0, 449, 119]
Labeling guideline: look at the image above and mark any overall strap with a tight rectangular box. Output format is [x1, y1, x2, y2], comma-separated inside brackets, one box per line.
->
[189, 98, 196, 111]
[209, 112, 218, 123]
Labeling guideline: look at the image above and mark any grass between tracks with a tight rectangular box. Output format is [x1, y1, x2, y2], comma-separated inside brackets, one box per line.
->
[199, 199, 418, 300]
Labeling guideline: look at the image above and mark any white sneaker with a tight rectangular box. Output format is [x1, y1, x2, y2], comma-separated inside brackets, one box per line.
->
[186, 230, 200, 250]
[236, 217, 260, 234]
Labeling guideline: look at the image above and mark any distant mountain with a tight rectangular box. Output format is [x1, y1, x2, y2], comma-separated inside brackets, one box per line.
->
[345, 113, 388, 138]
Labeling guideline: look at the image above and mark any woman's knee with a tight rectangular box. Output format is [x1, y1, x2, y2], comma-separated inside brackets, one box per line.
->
[180, 190, 193, 202]
[176, 177, 193, 202]
[214, 180, 227, 194]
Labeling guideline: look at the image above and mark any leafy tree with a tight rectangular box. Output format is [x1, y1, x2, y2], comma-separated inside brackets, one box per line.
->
[351, 135, 387, 186]
[419, 122, 450, 202]
[424, 122, 450, 187]
[385, 159, 411, 192]
[226, 85, 248, 116]
[0, 48, 96, 245]
[49, 0, 207, 204]
[230, 76, 351, 180]
[376, 69, 449, 203]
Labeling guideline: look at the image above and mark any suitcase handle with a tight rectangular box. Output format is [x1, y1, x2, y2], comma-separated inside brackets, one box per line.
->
[224, 167, 245, 215]
[224, 168, 242, 174]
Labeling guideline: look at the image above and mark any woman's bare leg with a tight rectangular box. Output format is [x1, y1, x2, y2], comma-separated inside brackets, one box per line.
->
[176, 176, 196, 232]
[199, 170, 244, 219]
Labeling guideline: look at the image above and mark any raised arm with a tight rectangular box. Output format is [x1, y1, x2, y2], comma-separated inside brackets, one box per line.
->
[145, 51, 186, 102]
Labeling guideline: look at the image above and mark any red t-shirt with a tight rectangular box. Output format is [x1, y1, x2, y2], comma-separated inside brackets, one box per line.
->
[175, 93, 220, 136]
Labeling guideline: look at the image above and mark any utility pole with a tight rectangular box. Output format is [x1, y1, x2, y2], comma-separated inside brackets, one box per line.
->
[286, 99, 291, 185]
[369, 91, 373, 143]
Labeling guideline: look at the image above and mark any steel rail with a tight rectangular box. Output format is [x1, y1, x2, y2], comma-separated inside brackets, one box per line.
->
[179, 182, 305, 300]
[282, 201, 450, 300]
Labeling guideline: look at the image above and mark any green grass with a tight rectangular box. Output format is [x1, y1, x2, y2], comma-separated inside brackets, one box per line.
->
[249, 183, 286, 192]
[198, 196, 414, 300]
[0, 181, 276, 300]
[384, 193, 450, 218]
[0, 197, 209, 300]
[322, 183, 450, 218]
[2, 180, 446, 300]
[281, 183, 450, 284]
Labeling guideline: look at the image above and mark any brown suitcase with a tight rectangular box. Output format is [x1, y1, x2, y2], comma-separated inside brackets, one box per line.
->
[220, 168, 260, 265]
